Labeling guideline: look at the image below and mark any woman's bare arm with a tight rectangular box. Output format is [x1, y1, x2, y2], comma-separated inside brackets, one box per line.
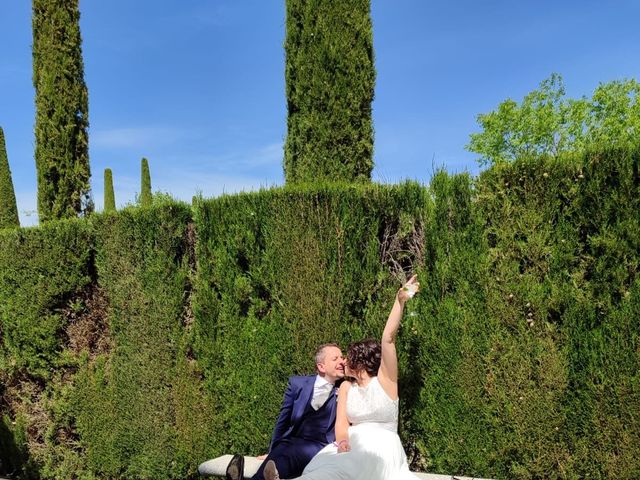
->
[335, 381, 352, 452]
[378, 275, 418, 399]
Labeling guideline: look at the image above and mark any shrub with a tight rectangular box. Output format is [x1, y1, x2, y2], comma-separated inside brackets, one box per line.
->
[0, 127, 19, 229]
[284, 0, 375, 183]
[1, 148, 639, 479]
[103, 168, 115, 213]
[140, 158, 152, 207]
[33, 0, 92, 222]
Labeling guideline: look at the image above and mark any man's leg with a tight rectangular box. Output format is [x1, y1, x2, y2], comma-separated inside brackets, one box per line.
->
[251, 438, 323, 480]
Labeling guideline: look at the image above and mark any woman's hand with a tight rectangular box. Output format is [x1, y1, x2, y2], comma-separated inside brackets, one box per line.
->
[336, 439, 351, 453]
[397, 274, 419, 303]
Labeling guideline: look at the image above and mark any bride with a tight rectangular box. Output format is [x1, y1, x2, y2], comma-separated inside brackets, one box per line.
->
[264, 275, 420, 480]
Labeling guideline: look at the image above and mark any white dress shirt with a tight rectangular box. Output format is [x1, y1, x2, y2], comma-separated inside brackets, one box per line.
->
[311, 375, 334, 410]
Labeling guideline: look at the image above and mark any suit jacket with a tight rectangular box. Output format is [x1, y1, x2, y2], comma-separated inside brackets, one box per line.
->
[270, 375, 337, 450]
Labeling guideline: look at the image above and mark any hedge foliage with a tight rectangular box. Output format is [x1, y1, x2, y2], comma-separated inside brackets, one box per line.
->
[140, 158, 151, 208]
[191, 182, 427, 455]
[0, 148, 638, 479]
[0, 127, 19, 229]
[283, 0, 375, 183]
[0, 218, 95, 478]
[32, 0, 92, 222]
[103, 169, 115, 213]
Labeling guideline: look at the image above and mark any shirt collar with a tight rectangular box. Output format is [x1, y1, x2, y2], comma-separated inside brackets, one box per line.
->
[314, 375, 332, 389]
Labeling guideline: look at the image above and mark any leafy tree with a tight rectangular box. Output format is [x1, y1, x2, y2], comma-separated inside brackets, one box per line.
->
[0, 127, 20, 228]
[33, 0, 92, 222]
[468, 74, 640, 165]
[104, 168, 115, 212]
[140, 158, 152, 207]
[284, 0, 375, 183]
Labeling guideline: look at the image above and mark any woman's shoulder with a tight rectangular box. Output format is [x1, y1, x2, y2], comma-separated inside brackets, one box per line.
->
[338, 380, 353, 391]
[374, 375, 399, 401]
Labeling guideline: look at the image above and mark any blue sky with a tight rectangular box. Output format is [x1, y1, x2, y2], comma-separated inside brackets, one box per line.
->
[2, 1, 640, 226]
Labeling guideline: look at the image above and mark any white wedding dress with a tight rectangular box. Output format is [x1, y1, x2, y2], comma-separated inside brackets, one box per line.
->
[292, 377, 418, 480]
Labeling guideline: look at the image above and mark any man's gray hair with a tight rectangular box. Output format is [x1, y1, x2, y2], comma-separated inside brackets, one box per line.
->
[314, 343, 340, 365]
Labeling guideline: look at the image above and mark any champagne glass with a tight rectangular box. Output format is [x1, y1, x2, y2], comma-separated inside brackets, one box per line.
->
[401, 273, 420, 325]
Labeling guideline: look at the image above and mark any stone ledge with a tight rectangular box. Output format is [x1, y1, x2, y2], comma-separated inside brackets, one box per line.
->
[198, 455, 493, 479]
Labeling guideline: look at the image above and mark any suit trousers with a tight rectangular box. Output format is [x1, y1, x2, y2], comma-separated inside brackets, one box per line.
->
[251, 437, 326, 480]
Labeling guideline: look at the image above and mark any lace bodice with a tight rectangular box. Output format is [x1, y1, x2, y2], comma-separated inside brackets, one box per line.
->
[346, 377, 398, 432]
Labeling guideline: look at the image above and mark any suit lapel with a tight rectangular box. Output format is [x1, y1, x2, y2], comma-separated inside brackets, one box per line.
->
[293, 375, 315, 422]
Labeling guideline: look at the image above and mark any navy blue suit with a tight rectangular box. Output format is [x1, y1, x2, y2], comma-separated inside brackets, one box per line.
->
[251, 375, 337, 480]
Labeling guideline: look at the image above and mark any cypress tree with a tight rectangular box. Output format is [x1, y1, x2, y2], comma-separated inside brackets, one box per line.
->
[103, 168, 115, 212]
[33, 0, 92, 222]
[284, 0, 376, 183]
[0, 127, 20, 229]
[140, 158, 152, 207]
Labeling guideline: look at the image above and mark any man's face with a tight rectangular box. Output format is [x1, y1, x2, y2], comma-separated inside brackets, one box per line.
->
[317, 346, 345, 384]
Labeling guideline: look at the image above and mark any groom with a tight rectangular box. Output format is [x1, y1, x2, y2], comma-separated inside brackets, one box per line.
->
[226, 343, 345, 480]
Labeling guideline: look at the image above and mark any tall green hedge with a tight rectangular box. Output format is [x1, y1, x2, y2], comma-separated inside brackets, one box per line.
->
[284, 0, 375, 183]
[0, 127, 19, 229]
[192, 182, 427, 453]
[140, 158, 152, 207]
[104, 168, 115, 212]
[0, 218, 94, 478]
[0, 219, 94, 379]
[475, 149, 639, 477]
[0, 148, 638, 479]
[32, 0, 92, 222]
[72, 202, 210, 479]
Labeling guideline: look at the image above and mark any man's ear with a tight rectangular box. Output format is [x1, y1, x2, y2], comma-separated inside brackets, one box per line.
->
[316, 363, 326, 374]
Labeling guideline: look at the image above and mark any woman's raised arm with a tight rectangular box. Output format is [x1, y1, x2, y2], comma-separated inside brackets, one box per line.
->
[378, 275, 418, 400]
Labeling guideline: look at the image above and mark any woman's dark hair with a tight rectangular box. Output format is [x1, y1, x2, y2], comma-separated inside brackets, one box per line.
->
[346, 339, 381, 377]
